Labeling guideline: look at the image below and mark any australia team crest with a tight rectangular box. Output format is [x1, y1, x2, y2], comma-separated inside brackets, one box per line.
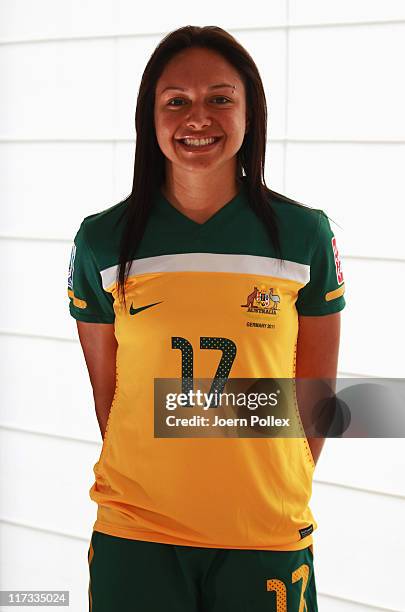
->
[241, 284, 281, 314]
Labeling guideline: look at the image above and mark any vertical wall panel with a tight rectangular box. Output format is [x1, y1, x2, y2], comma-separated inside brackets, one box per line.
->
[288, 24, 405, 140]
[0, 40, 115, 140]
[0, 142, 115, 238]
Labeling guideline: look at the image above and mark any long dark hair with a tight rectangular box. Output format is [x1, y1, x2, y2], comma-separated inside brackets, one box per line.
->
[115, 25, 296, 309]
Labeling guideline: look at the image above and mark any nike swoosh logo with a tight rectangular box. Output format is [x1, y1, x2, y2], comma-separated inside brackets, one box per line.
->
[129, 301, 162, 315]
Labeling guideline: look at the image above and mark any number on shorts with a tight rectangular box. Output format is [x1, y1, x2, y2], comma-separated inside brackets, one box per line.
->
[267, 562, 310, 611]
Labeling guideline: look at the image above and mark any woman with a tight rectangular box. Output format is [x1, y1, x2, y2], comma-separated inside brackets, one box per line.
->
[67, 25, 345, 612]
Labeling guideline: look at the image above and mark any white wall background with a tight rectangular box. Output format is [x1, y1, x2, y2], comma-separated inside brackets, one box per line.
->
[1, 1, 405, 611]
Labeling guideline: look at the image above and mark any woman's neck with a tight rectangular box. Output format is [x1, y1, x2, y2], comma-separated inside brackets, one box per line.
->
[161, 165, 242, 224]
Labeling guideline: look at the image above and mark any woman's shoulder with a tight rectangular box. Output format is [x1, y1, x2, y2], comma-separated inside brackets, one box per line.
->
[76, 199, 128, 254]
[264, 188, 332, 264]
[80, 199, 128, 232]
[267, 188, 323, 231]
[75, 200, 127, 265]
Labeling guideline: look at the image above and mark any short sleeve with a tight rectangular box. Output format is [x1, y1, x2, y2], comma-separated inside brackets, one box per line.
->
[67, 221, 115, 323]
[295, 210, 346, 316]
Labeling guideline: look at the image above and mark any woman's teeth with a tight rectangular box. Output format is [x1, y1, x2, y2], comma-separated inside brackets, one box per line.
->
[181, 137, 217, 147]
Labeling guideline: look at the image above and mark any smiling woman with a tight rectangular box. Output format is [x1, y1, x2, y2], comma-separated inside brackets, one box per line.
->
[67, 24, 345, 612]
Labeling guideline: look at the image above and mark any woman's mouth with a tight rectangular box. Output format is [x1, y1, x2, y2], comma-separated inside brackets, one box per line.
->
[176, 136, 222, 151]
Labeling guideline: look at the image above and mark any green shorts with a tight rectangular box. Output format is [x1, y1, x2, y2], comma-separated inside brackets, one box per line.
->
[88, 530, 318, 611]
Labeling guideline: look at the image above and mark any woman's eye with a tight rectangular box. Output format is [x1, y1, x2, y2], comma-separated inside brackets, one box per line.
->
[167, 98, 185, 106]
[212, 96, 231, 104]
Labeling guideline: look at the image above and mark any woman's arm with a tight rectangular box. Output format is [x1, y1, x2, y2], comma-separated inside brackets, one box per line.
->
[295, 312, 341, 466]
[76, 321, 118, 439]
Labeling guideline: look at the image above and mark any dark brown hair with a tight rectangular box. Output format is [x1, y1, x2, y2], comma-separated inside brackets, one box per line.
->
[115, 25, 295, 309]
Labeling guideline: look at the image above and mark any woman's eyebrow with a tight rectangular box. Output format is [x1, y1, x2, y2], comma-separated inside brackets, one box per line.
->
[160, 83, 236, 94]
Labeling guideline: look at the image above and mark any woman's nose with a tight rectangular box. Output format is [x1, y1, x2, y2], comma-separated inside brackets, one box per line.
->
[185, 105, 212, 129]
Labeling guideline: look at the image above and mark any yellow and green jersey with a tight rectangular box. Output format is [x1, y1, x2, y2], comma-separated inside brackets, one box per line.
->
[67, 179, 345, 551]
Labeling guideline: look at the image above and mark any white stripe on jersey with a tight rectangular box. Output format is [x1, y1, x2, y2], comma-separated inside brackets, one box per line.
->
[100, 252, 310, 291]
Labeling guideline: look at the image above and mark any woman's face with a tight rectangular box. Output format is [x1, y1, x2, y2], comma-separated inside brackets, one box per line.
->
[154, 47, 248, 175]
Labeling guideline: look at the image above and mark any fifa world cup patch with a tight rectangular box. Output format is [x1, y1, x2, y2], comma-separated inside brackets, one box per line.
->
[331, 236, 344, 285]
[67, 241, 88, 309]
[299, 524, 314, 539]
[68, 243, 76, 290]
